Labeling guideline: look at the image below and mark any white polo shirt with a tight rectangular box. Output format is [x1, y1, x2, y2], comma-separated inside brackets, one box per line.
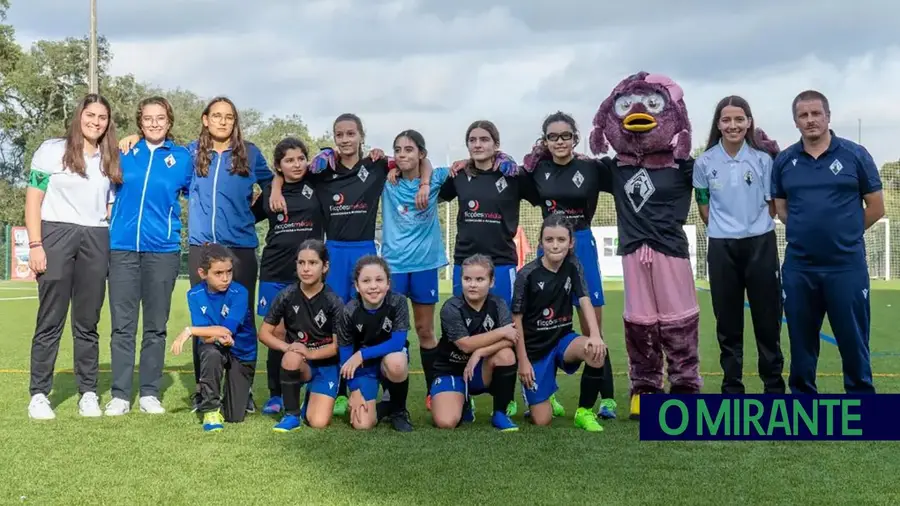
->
[29, 138, 115, 227]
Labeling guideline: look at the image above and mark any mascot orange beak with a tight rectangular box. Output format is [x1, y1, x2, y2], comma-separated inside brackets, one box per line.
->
[622, 113, 657, 132]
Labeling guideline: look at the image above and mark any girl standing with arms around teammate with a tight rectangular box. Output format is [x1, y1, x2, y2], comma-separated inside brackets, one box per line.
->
[521, 112, 617, 419]
[252, 138, 325, 416]
[440, 120, 524, 309]
[439, 120, 528, 417]
[26, 94, 122, 420]
[276, 113, 430, 416]
[512, 215, 608, 432]
[382, 129, 450, 411]
[258, 239, 343, 431]
[430, 254, 520, 431]
[105, 96, 193, 416]
[338, 256, 413, 432]
[693, 96, 785, 394]
[171, 244, 258, 432]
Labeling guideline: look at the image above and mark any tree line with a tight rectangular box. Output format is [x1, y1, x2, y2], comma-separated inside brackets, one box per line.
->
[1, 0, 897, 279]
[0, 1, 337, 232]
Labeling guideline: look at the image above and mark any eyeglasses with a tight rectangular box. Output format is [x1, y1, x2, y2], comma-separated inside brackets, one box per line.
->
[545, 132, 575, 142]
[141, 115, 168, 125]
[209, 113, 235, 124]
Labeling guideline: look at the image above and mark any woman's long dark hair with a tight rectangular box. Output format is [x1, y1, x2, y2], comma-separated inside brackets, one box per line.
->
[195, 96, 249, 177]
[62, 93, 122, 184]
[705, 95, 779, 157]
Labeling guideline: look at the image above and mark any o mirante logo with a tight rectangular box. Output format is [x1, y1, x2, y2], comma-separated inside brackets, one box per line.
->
[639, 394, 900, 441]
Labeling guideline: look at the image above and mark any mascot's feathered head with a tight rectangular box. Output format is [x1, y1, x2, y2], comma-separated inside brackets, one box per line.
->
[589, 71, 691, 169]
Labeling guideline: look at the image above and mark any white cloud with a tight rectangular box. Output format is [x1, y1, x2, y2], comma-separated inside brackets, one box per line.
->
[7, 0, 899, 167]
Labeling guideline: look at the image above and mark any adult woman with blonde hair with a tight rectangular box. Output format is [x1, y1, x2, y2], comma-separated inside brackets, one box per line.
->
[26, 93, 122, 420]
[105, 96, 194, 416]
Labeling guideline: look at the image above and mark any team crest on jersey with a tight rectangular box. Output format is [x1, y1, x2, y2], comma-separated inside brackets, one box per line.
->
[164, 154, 176, 168]
[302, 184, 314, 199]
[200, 306, 207, 314]
[314, 309, 327, 328]
[564, 277, 571, 293]
[356, 324, 363, 332]
[483, 314, 495, 331]
[495, 176, 508, 193]
[132, 148, 139, 155]
[572, 170, 584, 188]
[259, 297, 267, 307]
[544, 171, 551, 180]
[624, 168, 655, 213]
[830, 159, 843, 175]
[744, 170, 754, 186]
[465, 318, 472, 326]
[292, 305, 300, 314]
[358, 166, 369, 182]
[537, 281, 545, 290]
[221, 304, 229, 318]
[382, 317, 393, 332]
[277, 213, 285, 222]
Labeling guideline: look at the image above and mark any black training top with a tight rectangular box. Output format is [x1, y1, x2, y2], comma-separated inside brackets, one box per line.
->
[263, 283, 344, 366]
[337, 291, 410, 368]
[439, 168, 525, 266]
[317, 157, 389, 242]
[524, 157, 607, 231]
[432, 294, 513, 377]
[511, 255, 588, 362]
[597, 157, 694, 259]
[253, 179, 326, 282]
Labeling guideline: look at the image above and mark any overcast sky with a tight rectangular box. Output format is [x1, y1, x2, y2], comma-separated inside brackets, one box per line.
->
[8, 0, 900, 166]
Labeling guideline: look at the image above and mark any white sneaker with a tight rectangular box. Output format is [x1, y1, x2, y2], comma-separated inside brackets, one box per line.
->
[104, 397, 131, 416]
[78, 392, 102, 417]
[138, 396, 165, 414]
[28, 394, 56, 420]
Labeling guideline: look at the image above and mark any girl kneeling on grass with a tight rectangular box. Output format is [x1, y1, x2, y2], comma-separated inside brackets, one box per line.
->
[512, 214, 608, 432]
[337, 256, 413, 432]
[171, 244, 257, 433]
[257, 239, 344, 432]
[430, 254, 520, 432]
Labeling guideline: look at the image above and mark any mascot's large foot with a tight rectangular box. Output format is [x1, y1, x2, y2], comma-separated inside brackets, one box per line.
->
[658, 313, 702, 394]
[623, 319, 665, 395]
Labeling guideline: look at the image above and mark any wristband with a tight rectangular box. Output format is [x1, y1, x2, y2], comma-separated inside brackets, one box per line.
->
[29, 241, 42, 249]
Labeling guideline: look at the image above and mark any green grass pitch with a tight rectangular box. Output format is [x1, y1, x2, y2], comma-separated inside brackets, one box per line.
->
[1, 279, 899, 505]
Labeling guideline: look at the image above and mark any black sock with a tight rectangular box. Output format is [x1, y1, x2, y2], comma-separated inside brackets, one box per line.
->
[388, 377, 409, 413]
[579, 365, 605, 409]
[280, 367, 303, 415]
[337, 377, 347, 397]
[599, 354, 614, 399]
[267, 348, 283, 397]
[491, 365, 517, 414]
[420, 346, 439, 395]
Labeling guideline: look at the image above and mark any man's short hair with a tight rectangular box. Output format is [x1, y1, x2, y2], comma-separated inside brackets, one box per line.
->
[792, 90, 830, 117]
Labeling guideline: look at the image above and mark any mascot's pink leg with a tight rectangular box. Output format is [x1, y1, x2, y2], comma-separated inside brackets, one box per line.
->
[651, 253, 702, 394]
[622, 250, 665, 421]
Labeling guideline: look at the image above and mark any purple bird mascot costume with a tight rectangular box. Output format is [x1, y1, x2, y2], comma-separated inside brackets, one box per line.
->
[589, 71, 702, 420]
